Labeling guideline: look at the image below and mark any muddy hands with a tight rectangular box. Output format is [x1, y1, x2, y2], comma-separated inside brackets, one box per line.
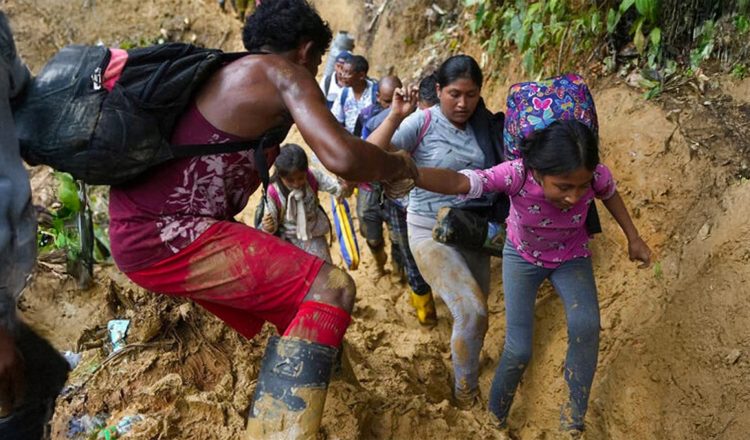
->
[383, 150, 417, 199]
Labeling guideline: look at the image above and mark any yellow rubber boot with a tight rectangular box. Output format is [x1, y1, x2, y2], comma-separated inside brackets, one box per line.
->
[410, 290, 437, 326]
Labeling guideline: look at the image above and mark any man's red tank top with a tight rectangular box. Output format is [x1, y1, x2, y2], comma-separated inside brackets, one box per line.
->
[109, 103, 281, 272]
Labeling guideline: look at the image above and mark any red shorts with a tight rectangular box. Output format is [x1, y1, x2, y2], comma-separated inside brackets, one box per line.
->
[125, 221, 325, 339]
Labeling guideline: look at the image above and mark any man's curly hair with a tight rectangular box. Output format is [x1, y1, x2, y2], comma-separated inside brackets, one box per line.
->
[242, 0, 332, 56]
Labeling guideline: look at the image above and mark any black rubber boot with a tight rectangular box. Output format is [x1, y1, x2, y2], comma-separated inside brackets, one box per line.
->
[0, 323, 70, 440]
[246, 336, 338, 439]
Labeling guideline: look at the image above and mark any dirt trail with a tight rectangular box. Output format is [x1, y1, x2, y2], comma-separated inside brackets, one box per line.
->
[5, 0, 750, 439]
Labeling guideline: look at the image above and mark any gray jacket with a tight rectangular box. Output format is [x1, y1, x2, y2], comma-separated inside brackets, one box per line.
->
[0, 12, 35, 334]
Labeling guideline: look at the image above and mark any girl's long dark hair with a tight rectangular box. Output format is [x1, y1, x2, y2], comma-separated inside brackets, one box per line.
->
[520, 120, 599, 175]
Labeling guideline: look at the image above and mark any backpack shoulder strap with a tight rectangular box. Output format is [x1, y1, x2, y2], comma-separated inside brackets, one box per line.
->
[306, 169, 319, 193]
[414, 108, 432, 151]
[267, 182, 283, 210]
[370, 82, 379, 106]
[324, 73, 333, 95]
[339, 87, 349, 108]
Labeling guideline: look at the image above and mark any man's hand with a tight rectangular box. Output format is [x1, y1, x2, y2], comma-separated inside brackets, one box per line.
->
[261, 213, 277, 234]
[389, 150, 419, 182]
[337, 180, 355, 202]
[628, 236, 652, 268]
[383, 178, 415, 200]
[388, 85, 418, 121]
[0, 327, 24, 416]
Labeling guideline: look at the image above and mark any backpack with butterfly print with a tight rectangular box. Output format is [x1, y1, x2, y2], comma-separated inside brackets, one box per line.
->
[503, 73, 602, 234]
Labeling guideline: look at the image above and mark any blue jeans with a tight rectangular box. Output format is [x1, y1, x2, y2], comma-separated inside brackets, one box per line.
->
[489, 241, 600, 431]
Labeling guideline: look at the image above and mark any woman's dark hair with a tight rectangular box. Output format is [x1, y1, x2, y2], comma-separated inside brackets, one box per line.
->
[274, 143, 309, 178]
[435, 55, 483, 89]
[520, 120, 599, 175]
[418, 73, 439, 106]
[242, 0, 332, 56]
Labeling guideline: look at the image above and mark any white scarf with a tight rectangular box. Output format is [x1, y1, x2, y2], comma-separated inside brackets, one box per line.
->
[285, 189, 309, 241]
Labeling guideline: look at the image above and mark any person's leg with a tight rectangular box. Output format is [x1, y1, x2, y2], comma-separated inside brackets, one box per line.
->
[549, 257, 600, 433]
[409, 222, 487, 406]
[388, 203, 435, 324]
[0, 323, 69, 440]
[126, 221, 353, 438]
[356, 187, 387, 277]
[488, 241, 549, 425]
[383, 201, 405, 283]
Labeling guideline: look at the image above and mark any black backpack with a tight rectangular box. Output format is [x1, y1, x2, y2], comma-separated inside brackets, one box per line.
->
[13, 43, 287, 186]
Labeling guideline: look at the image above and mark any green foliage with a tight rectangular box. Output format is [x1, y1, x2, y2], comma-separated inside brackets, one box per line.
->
[731, 63, 748, 79]
[38, 173, 110, 264]
[690, 20, 716, 69]
[653, 260, 663, 279]
[463, 0, 605, 76]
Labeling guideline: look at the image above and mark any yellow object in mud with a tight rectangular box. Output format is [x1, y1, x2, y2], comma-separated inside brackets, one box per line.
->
[331, 195, 360, 270]
[410, 290, 437, 326]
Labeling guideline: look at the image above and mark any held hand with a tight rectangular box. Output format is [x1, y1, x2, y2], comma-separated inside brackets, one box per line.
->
[628, 236, 652, 268]
[388, 85, 418, 121]
[337, 180, 355, 201]
[383, 178, 415, 200]
[261, 213, 276, 234]
[390, 150, 419, 182]
[0, 328, 25, 416]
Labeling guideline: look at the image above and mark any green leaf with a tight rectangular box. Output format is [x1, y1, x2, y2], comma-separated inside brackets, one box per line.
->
[635, 0, 660, 23]
[529, 22, 544, 48]
[653, 261, 663, 279]
[522, 49, 536, 74]
[633, 18, 646, 54]
[591, 11, 602, 34]
[57, 173, 81, 213]
[607, 8, 621, 34]
[649, 27, 661, 47]
[619, 0, 636, 13]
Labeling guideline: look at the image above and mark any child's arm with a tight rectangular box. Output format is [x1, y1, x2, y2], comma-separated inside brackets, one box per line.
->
[416, 168, 471, 195]
[602, 191, 652, 268]
[262, 199, 280, 234]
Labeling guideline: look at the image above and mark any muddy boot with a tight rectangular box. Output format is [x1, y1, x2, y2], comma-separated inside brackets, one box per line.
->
[369, 242, 389, 280]
[390, 259, 407, 285]
[453, 387, 480, 410]
[410, 290, 437, 326]
[246, 336, 337, 439]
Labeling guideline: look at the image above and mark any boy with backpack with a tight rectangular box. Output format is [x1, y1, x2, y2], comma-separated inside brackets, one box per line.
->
[320, 50, 352, 109]
[330, 55, 378, 133]
[9, 2, 418, 439]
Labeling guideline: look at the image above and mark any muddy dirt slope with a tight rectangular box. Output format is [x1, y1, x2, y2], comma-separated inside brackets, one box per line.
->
[4, 0, 750, 438]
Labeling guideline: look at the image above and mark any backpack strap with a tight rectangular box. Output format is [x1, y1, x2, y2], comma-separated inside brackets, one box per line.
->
[267, 182, 283, 210]
[306, 169, 319, 193]
[370, 81, 378, 106]
[324, 73, 333, 96]
[414, 108, 432, 151]
[170, 125, 289, 208]
[339, 87, 349, 109]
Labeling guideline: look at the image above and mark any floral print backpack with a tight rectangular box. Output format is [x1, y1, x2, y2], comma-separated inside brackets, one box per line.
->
[503, 73, 598, 161]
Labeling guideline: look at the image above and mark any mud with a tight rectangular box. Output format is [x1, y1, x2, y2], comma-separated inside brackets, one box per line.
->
[6, 0, 750, 439]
